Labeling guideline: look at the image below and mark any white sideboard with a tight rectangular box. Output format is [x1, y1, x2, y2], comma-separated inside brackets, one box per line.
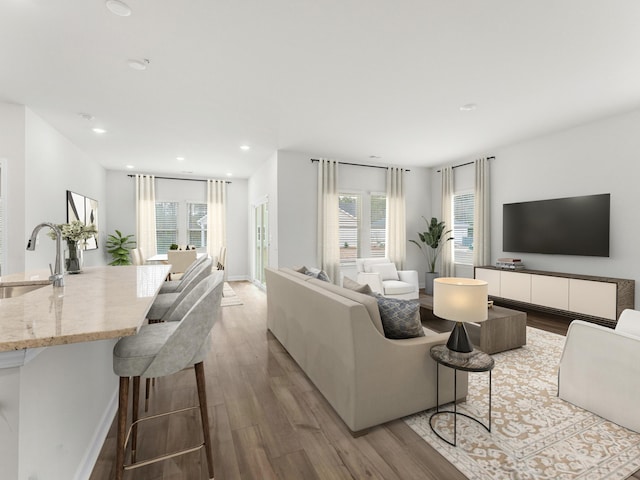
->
[475, 267, 635, 327]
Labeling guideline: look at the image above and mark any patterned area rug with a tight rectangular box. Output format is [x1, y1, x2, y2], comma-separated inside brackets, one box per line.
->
[404, 327, 640, 479]
[221, 282, 243, 307]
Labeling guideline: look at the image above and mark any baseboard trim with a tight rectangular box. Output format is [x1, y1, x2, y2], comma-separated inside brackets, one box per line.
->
[73, 386, 118, 480]
[227, 274, 250, 282]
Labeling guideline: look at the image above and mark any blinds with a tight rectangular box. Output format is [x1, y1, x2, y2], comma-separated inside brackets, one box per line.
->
[453, 192, 475, 265]
[187, 203, 207, 247]
[370, 194, 386, 258]
[339, 194, 360, 263]
[155, 201, 178, 253]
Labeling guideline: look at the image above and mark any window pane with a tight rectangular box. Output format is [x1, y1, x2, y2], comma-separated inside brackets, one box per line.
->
[187, 203, 207, 248]
[339, 194, 360, 263]
[155, 202, 178, 254]
[370, 194, 386, 258]
[453, 193, 474, 265]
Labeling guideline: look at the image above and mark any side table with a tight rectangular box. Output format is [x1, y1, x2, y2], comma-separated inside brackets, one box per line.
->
[429, 344, 495, 446]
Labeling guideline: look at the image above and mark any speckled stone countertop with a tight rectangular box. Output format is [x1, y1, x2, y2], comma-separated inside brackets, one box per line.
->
[0, 265, 170, 352]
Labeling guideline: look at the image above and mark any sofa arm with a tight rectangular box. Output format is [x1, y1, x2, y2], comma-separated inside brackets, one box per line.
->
[397, 270, 419, 289]
[357, 272, 384, 294]
[559, 320, 640, 433]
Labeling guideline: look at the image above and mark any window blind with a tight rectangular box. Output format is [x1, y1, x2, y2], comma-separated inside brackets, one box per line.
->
[155, 201, 178, 253]
[453, 192, 475, 265]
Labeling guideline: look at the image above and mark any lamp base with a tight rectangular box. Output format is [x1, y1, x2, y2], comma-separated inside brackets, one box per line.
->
[446, 321, 474, 355]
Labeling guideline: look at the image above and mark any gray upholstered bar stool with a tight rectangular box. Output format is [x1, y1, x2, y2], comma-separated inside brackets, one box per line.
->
[147, 257, 213, 322]
[113, 271, 224, 480]
[159, 253, 210, 294]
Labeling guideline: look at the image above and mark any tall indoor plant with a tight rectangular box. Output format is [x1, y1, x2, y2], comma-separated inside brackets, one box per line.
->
[409, 216, 453, 295]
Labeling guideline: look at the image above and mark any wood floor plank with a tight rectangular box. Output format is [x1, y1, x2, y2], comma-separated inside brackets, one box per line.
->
[87, 281, 639, 480]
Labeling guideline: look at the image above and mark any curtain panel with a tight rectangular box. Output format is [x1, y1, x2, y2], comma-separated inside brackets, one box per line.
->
[207, 179, 227, 264]
[473, 157, 491, 266]
[135, 174, 157, 260]
[317, 159, 341, 285]
[440, 166, 454, 277]
[386, 167, 406, 269]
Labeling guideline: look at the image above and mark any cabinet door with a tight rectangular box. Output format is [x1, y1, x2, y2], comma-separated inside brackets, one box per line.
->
[500, 271, 531, 303]
[475, 268, 501, 296]
[569, 279, 617, 320]
[531, 275, 569, 310]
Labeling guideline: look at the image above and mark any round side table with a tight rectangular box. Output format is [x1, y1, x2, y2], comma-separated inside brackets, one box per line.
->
[429, 344, 495, 446]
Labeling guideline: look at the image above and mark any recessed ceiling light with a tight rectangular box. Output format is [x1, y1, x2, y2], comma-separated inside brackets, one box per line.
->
[126, 165, 134, 169]
[240, 145, 250, 151]
[105, 0, 131, 16]
[92, 128, 107, 134]
[369, 155, 381, 159]
[459, 103, 478, 111]
[127, 59, 149, 71]
[176, 156, 185, 161]
[78, 112, 94, 121]
[226, 172, 233, 177]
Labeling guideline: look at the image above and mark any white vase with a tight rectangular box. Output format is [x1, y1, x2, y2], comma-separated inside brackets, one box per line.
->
[65, 240, 84, 274]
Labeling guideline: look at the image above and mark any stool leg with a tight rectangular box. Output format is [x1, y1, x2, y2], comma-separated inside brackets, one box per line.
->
[145, 378, 150, 412]
[195, 362, 214, 479]
[132, 376, 140, 463]
[116, 376, 129, 480]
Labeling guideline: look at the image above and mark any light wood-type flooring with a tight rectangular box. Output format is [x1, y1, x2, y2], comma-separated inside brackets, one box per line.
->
[89, 281, 640, 479]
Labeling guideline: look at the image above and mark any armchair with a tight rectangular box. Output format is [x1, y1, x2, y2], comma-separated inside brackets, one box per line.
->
[558, 309, 640, 433]
[355, 257, 419, 300]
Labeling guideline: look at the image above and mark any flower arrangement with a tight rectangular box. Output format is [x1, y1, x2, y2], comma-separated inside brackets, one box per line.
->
[48, 220, 98, 244]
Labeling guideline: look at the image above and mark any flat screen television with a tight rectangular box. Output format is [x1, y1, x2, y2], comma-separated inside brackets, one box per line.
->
[503, 193, 610, 257]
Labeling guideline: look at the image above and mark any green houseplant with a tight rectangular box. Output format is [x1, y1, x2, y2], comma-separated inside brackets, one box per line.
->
[409, 217, 453, 294]
[106, 230, 136, 266]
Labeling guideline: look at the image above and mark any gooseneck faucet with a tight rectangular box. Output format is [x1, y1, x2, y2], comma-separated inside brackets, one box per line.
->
[26, 222, 65, 287]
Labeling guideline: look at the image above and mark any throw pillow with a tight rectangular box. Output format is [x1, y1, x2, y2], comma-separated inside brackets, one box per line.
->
[375, 295, 424, 339]
[370, 263, 399, 281]
[342, 276, 373, 294]
[296, 265, 331, 283]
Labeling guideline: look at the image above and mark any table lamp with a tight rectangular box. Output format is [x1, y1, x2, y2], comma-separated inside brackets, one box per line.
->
[433, 277, 488, 356]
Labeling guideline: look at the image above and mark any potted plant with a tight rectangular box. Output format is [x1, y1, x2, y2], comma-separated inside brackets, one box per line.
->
[409, 216, 453, 295]
[106, 230, 136, 266]
[48, 220, 98, 273]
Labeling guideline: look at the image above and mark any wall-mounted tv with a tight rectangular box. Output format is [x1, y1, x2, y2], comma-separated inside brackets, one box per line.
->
[503, 193, 610, 257]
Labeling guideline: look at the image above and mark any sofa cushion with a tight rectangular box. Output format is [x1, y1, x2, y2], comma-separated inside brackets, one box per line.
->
[374, 296, 424, 339]
[369, 263, 399, 281]
[295, 265, 331, 282]
[281, 267, 316, 282]
[307, 278, 385, 336]
[342, 276, 373, 294]
[383, 280, 416, 295]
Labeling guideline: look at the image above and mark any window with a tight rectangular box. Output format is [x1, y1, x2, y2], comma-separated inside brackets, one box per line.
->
[339, 194, 360, 263]
[339, 192, 387, 264]
[370, 194, 386, 258]
[155, 202, 178, 253]
[187, 203, 207, 248]
[453, 192, 474, 265]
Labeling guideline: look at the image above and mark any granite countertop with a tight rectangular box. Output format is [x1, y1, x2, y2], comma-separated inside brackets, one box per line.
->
[0, 265, 170, 352]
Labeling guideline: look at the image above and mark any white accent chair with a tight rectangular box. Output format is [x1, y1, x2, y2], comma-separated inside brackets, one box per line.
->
[167, 249, 197, 280]
[356, 257, 419, 300]
[558, 309, 640, 433]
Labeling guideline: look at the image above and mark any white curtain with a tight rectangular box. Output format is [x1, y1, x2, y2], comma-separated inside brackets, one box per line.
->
[386, 167, 406, 269]
[440, 166, 454, 277]
[207, 179, 226, 264]
[135, 174, 157, 260]
[317, 159, 341, 285]
[473, 157, 491, 266]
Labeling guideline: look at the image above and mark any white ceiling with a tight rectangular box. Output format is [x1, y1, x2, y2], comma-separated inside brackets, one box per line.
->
[2, 0, 640, 179]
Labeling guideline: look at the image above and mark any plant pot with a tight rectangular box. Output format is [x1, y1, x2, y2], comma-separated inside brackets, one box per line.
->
[425, 272, 439, 296]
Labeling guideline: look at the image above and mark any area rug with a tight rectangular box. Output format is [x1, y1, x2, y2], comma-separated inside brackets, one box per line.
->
[404, 327, 640, 479]
[221, 282, 243, 307]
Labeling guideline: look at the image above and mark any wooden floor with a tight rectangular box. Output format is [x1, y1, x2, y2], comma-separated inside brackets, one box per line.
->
[89, 282, 640, 480]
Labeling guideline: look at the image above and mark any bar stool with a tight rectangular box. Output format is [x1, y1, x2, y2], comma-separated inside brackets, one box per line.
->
[113, 271, 223, 480]
[160, 253, 210, 294]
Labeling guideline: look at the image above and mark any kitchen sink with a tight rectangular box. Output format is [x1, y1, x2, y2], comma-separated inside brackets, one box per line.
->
[0, 284, 48, 299]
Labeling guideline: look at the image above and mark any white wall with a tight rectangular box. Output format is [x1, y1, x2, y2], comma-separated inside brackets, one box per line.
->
[24, 109, 107, 270]
[432, 108, 640, 301]
[106, 172, 250, 280]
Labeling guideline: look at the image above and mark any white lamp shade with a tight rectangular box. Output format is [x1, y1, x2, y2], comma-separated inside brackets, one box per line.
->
[433, 277, 488, 322]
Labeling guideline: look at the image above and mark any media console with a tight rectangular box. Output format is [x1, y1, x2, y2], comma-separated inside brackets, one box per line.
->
[474, 266, 635, 328]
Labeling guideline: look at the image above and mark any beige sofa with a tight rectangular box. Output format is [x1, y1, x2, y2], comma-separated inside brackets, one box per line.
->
[266, 266, 468, 434]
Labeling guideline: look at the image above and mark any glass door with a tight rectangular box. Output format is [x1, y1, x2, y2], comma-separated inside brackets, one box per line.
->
[254, 200, 268, 286]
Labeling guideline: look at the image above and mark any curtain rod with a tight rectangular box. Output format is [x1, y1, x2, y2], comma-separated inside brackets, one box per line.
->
[127, 174, 231, 184]
[436, 156, 494, 173]
[310, 158, 410, 172]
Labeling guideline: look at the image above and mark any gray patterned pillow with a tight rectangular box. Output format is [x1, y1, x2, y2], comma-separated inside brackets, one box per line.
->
[296, 265, 331, 282]
[374, 295, 424, 339]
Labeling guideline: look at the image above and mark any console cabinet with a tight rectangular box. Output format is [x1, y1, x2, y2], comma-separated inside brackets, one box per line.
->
[475, 267, 635, 327]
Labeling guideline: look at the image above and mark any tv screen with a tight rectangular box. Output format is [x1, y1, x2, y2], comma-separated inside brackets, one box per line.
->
[503, 193, 610, 257]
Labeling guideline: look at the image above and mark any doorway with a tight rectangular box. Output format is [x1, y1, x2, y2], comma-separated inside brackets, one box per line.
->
[254, 200, 268, 287]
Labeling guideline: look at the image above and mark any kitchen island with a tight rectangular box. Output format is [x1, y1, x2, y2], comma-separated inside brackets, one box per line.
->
[0, 265, 170, 480]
